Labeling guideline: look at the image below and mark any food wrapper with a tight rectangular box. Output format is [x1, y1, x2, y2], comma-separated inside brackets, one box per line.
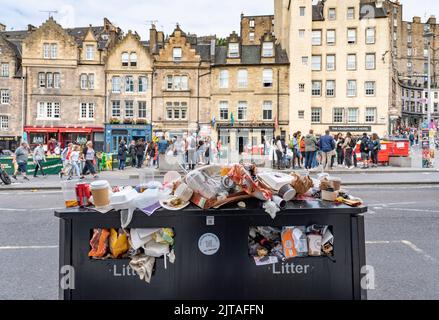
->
[290, 173, 313, 195]
[89, 228, 110, 258]
[109, 228, 129, 258]
[153, 228, 175, 246]
[281, 227, 308, 258]
[227, 164, 272, 201]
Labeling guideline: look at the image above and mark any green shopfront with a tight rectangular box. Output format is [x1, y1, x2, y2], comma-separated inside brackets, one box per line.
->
[104, 124, 153, 153]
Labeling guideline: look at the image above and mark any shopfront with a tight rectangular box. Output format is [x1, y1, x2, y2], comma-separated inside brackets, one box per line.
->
[105, 124, 152, 153]
[0, 136, 20, 151]
[24, 127, 104, 150]
[217, 124, 275, 155]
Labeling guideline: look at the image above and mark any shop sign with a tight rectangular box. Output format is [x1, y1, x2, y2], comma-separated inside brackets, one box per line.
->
[0, 137, 15, 141]
[329, 126, 372, 132]
[198, 233, 220, 256]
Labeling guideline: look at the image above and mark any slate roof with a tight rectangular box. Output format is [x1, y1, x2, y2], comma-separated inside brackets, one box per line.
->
[214, 44, 289, 66]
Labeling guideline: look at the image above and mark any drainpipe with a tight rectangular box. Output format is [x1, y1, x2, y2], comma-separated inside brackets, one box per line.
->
[277, 68, 280, 137]
[21, 68, 26, 143]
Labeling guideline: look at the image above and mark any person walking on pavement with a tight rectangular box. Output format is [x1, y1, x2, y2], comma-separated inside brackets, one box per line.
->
[128, 140, 137, 168]
[157, 136, 169, 168]
[12, 142, 30, 181]
[135, 140, 146, 169]
[117, 141, 128, 171]
[371, 133, 381, 168]
[146, 141, 156, 168]
[274, 136, 284, 170]
[319, 130, 336, 172]
[81, 141, 99, 179]
[186, 133, 197, 170]
[336, 133, 345, 167]
[304, 130, 318, 170]
[360, 133, 371, 169]
[342, 132, 355, 169]
[33, 143, 46, 178]
[67, 145, 82, 180]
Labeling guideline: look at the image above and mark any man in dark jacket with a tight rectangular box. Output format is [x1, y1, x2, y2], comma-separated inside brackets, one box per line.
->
[117, 141, 128, 170]
[135, 140, 146, 169]
[319, 130, 336, 171]
[128, 140, 137, 168]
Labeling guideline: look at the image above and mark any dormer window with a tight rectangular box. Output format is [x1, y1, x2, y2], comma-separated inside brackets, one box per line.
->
[86, 45, 94, 60]
[173, 48, 182, 62]
[262, 42, 274, 57]
[122, 52, 129, 66]
[228, 43, 240, 58]
[130, 52, 137, 67]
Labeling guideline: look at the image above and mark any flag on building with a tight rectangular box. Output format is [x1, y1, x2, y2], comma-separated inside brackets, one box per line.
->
[231, 113, 235, 126]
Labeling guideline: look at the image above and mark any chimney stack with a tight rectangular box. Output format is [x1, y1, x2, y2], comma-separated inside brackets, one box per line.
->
[428, 15, 437, 25]
[413, 16, 421, 23]
[149, 24, 158, 54]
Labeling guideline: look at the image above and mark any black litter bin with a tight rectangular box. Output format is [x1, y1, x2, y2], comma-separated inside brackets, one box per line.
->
[55, 200, 367, 300]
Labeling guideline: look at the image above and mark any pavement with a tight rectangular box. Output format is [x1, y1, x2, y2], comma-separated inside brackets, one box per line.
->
[1, 166, 439, 191]
[1, 184, 439, 299]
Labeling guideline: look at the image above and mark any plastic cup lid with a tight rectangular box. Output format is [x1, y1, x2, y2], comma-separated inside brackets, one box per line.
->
[90, 180, 110, 190]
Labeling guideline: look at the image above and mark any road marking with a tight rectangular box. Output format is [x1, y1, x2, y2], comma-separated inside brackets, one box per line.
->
[0, 245, 58, 251]
[368, 202, 417, 207]
[0, 207, 64, 212]
[379, 207, 439, 214]
[366, 240, 438, 264]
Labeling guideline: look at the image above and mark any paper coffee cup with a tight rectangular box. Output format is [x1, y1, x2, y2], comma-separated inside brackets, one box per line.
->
[272, 195, 287, 209]
[90, 180, 111, 208]
[278, 184, 296, 202]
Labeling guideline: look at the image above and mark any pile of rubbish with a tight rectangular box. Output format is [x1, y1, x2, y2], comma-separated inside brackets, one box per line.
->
[88, 228, 175, 283]
[249, 225, 334, 266]
[63, 163, 364, 222]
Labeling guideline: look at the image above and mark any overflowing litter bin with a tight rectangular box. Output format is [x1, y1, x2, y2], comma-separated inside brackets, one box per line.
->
[55, 201, 367, 300]
[55, 163, 368, 300]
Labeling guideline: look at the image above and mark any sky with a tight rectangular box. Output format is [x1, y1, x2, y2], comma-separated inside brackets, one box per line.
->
[0, 0, 438, 39]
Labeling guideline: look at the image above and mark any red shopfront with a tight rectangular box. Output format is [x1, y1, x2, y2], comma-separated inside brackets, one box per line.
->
[24, 127, 104, 151]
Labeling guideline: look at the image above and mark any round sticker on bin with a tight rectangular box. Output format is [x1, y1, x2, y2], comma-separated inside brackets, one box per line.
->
[198, 233, 220, 256]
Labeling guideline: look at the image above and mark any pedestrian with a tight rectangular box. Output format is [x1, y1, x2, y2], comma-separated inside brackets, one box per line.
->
[409, 131, 415, 147]
[128, 140, 137, 168]
[304, 130, 318, 170]
[81, 141, 99, 179]
[135, 140, 146, 169]
[60, 143, 73, 179]
[371, 133, 381, 168]
[342, 132, 355, 169]
[117, 140, 128, 170]
[146, 141, 156, 168]
[290, 133, 301, 169]
[359, 133, 371, 169]
[274, 136, 284, 170]
[33, 143, 46, 177]
[68, 145, 81, 180]
[204, 137, 212, 165]
[298, 132, 305, 167]
[197, 139, 206, 165]
[186, 133, 197, 170]
[157, 136, 169, 168]
[319, 130, 336, 172]
[336, 133, 345, 167]
[12, 142, 30, 181]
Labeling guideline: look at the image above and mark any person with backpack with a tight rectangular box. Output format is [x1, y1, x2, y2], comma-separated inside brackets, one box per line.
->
[304, 130, 318, 170]
[117, 141, 128, 171]
[342, 132, 355, 169]
[186, 133, 197, 170]
[359, 133, 371, 169]
[128, 140, 137, 168]
[371, 133, 381, 168]
[135, 140, 146, 169]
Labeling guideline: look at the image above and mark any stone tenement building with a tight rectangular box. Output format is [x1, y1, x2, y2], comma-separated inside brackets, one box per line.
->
[104, 30, 154, 152]
[211, 30, 289, 152]
[275, 0, 393, 136]
[1, 17, 121, 149]
[240, 14, 275, 45]
[151, 25, 213, 138]
[0, 31, 23, 150]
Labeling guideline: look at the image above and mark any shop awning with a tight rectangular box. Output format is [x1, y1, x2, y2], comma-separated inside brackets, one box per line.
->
[24, 127, 59, 133]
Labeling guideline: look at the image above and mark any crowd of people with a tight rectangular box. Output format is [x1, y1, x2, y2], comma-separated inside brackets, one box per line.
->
[115, 134, 220, 172]
[272, 130, 382, 171]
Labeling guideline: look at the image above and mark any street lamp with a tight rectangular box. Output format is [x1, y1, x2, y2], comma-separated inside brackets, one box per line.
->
[424, 32, 435, 126]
